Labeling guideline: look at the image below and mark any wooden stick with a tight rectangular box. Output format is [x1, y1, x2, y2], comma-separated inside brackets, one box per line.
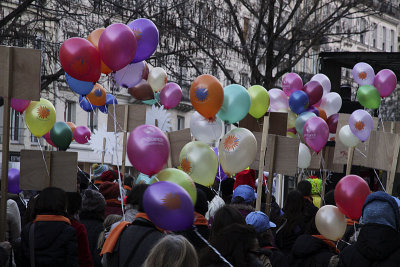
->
[120, 105, 129, 177]
[387, 134, 400, 194]
[256, 116, 270, 211]
[101, 138, 106, 165]
[391, 121, 395, 134]
[320, 147, 329, 206]
[265, 135, 277, 217]
[45, 151, 52, 186]
[166, 132, 173, 168]
[0, 47, 12, 241]
[346, 147, 355, 175]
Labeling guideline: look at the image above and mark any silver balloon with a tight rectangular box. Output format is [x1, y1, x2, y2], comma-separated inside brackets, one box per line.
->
[315, 205, 347, 241]
[190, 111, 223, 144]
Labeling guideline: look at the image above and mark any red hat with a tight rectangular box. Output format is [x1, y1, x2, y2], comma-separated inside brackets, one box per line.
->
[100, 170, 117, 182]
[99, 181, 120, 200]
[234, 169, 256, 190]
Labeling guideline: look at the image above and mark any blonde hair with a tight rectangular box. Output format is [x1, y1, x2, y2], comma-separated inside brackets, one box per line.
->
[97, 214, 122, 250]
[143, 235, 198, 267]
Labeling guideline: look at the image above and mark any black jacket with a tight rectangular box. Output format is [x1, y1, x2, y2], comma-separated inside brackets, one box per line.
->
[291, 234, 337, 267]
[177, 224, 210, 251]
[80, 217, 104, 267]
[303, 198, 319, 224]
[338, 224, 400, 267]
[21, 221, 78, 267]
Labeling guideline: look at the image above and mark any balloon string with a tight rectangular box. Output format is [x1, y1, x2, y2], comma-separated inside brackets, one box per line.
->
[353, 221, 358, 242]
[77, 166, 99, 191]
[38, 138, 51, 180]
[338, 239, 351, 246]
[378, 106, 385, 132]
[355, 147, 367, 158]
[373, 169, 386, 192]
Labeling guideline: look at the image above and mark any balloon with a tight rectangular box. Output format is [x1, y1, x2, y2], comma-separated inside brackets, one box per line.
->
[287, 110, 297, 129]
[73, 125, 91, 144]
[338, 125, 360, 148]
[374, 69, 397, 97]
[128, 18, 159, 63]
[50, 122, 73, 151]
[327, 114, 339, 133]
[349, 110, 373, 142]
[179, 141, 218, 187]
[113, 61, 147, 88]
[98, 105, 108, 114]
[302, 81, 323, 106]
[269, 89, 289, 112]
[282, 73, 303, 97]
[298, 143, 311, 169]
[155, 168, 197, 205]
[295, 112, 316, 136]
[315, 205, 346, 241]
[311, 74, 331, 95]
[8, 168, 20, 194]
[213, 147, 227, 181]
[248, 85, 269, 119]
[352, 62, 375, 85]
[86, 83, 107, 106]
[79, 96, 96, 112]
[217, 84, 250, 124]
[320, 92, 342, 117]
[306, 106, 319, 116]
[287, 132, 297, 139]
[143, 181, 194, 231]
[66, 122, 76, 140]
[59, 37, 101, 82]
[127, 125, 170, 176]
[357, 85, 381, 109]
[334, 175, 370, 220]
[136, 173, 157, 184]
[148, 67, 167, 92]
[105, 94, 118, 105]
[87, 28, 112, 74]
[219, 128, 257, 175]
[65, 73, 94, 95]
[190, 112, 223, 144]
[142, 92, 160, 106]
[25, 98, 56, 137]
[317, 108, 327, 121]
[11, 98, 31, 113]
[160, 82, 182, 109]
[289, 90, 309, 114]
[44, 131, 57, 147]
[190, 74, 224, 120]
[99, 23, 137, 71]
[128, 80, 155, 101]
[303, 117, 329, 153]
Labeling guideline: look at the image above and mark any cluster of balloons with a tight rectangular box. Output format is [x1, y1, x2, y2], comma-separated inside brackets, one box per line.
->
[352, 62, 397, 109]
[338, 109, 373, 148]
[43, 122, 92, 150]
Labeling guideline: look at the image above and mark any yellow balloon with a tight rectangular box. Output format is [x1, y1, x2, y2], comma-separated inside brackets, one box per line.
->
[286, 132, 297, 139]
[312, 195, 322, 208]
[25, 98, 56, 137]
[248, 85, 269, 119]
[287, 110, 297, 129]
[179, 141, 218, 187]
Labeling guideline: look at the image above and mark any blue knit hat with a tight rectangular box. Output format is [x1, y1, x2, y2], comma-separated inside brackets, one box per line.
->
[232, 185, 256, 204]
[362, 191, 400, 231]
[92, 164, 108, 178]
[246, 211, 276, 232]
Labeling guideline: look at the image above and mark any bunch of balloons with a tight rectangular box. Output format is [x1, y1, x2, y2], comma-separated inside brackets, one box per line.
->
[338, 109, 373, 148]
[43, 123, 92, 150]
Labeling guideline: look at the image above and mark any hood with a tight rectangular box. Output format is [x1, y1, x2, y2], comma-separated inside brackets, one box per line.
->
[292, 235, 330, 257]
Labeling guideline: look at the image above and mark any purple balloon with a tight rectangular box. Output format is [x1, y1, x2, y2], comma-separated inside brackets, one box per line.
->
[349, 110, 373, 142]
[113, 61, 146, 88]
[127, 125, 170, 176]
[160, 83, 182, 109]
[11, 98, 31, 113]
[302, 81, 323, 106]
[374, 69, 397, 98]
[303, 117, 329, 153]
[306, 106, 319, 116]
[282, 73, 303, 97]
[73, 126, 91, 144]
[99, 23, 137, 71]
[352, 62, 375, 85]
[8, 168, 20, 194]
[213, 147, 227, 181]
[143, 181, 194, 231]
[128, 18, 159, 63]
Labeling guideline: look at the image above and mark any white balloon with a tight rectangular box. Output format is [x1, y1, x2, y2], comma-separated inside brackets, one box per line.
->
[320, 92, 342, 117]
[311, 74, 331, 95]
[298, 143, 311, 169]
[148, 67, 167, 92]
[339, 125, 360, 148]
[190, 111, 223, 144]
[315, 205, 347, 241]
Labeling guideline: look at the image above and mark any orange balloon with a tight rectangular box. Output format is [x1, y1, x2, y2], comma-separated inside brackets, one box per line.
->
[66, 122, 76, 140]
[190, 74, 223, 119]
[86, 83, 107, 106]
[317, 107, 327, 121]
[87, 28, 112, 75]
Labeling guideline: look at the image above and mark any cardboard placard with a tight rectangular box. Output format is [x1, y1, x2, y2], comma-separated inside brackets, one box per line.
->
[167, 128, 192, 167]
[20, 150, 78, 192]
[107, 104, 146, 132]
[240, 112, 288, 136]
[379, 121, 400, 134]
[309, 146, 343, 172]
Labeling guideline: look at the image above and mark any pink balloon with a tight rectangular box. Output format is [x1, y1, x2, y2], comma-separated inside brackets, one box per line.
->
[43, 132, 57, 147]
[269, 89, 289, 111]
[160, 82, 182, 109]
[282, 73, 303, 97]
[11, 98, 30, 113]
[374, 69, 397, 98]
[99, 23, 137, 71]
[127, 125, 170, 176]
[302, 81, 323, 106]
[303, 117, 329, 153]
[73, 126, 91, 144]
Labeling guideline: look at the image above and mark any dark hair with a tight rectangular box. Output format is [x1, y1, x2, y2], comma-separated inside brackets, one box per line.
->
[195, 188, 208, 216]
[124, 176, 134, 188]
[231, 196, 245, 204]
[324, 190, 336, 206]
[77, 170, 89, 192]
[66, 192, 82, 216]
[35, 187, 67, 216]
[220, 178, 235, 204]
[297, 180, 312, 197]
[282, 190, 305, 233]
[126, 184, 149, 212]
[210, 205, 245, 240]
[257, 229, 275, 247]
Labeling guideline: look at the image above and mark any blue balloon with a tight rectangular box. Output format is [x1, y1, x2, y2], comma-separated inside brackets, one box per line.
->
[79, 96, 96, 112]
[65, 73, 94, 95]
[217, 84, 251, 124]
[289, 90, 309, 114]
[142, 92, 160, 105]
[136, 172, 157, 184]
[295, 111, 317, 135]
[105, 94, 118, 105]
[98, 105, 108, 114]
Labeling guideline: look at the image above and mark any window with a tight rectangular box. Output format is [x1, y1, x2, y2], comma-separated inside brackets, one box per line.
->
[382, 26, 386, 51]
[31, 134, 43, 146]
[177, 115, 185, 130]
[372, 23, 377, 48]
[240, 73, 249, 87]
[196, 61, 204, 74]
[88, 110, 98, 132]
[10, 109, 20, 142]
[243, 17, 249, 40]
[390, 29, 395, 52]
[360, 19, 366, 44]
[64, 101, 76, 123]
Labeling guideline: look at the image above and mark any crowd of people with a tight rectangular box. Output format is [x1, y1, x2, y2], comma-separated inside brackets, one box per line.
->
[1, 164, 400, 267]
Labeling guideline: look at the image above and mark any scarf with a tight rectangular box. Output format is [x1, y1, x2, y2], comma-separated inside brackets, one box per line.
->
[312, 235, 340, 254]
[123, 185, 132, 191]
[34, 215, 71, 225]
[100, 221, 130, 255]
[304, 196, 313, 203]
[346, 218, 359, 226]
[194, 212, 208, 226]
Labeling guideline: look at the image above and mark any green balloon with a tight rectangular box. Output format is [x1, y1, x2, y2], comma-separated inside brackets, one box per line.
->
[357, 85, 381, 109]
[248, 85, 269, 119]
[50, 122, 73, 151]
[217, 84, 251, 124]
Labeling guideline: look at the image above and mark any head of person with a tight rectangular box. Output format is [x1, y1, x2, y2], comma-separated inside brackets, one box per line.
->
[297, 180, 312, 197]
[99, 181, 120, 200]
[80, 189, 106, 220]
[66, 192, 82, 217]
[92, 163, 109, 179]
[34, 187, 67, 216]
[77, 170, 89, 192]
[231, 185, 256, 205]
[324, 190, 336, 206]
[246, 211, 276, 247]
[124, 175, 134, 188]
[125, 184, 149, 210]
[195, 188, 208, 216]
[283, 190, 305, 219]
[210, 205, 245, 240]
[143, 235, 198, 267]
[97, 214, 122, 250]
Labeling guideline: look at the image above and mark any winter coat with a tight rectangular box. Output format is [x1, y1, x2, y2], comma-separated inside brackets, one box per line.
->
[70, 219, 93, 267]
[275, 217, 306, 256]
[338, 224, 400, 267]
[105, 200, 123, 217]
[21, 220, 78, 267]
[80, 218, 104, 267]
[176, 213, 210, 251]
[303, 197, 319, 224]
[6, 199, 21, 243]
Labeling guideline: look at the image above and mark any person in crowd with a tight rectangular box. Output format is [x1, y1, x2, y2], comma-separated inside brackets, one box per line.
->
[77, 170, 90, 193]
[338, 191, 400, 266]
[97, 214, 122, 253]
[5, 197, 21, 246]
[99, 181, 123, 216]
[67, 192, 93, 267]
[91, 164, 110, 188]
[21, 187, 78, 266]
[257, 184, 284, 223]
[209, 205, 246, 241]
[143, 235, 198, 267]
[275, 190, 306, 256]
[246, 211, 289, 267]
[324, 190, 335, 206]
[297, 180, 319, 224]
[79, 189, 106, 267]
[123, 175, 134, 193]
[23, 195, 37, 227]
[231, 184, 256, 218]
[220, 178, 235, 204]
[124, 184, 148, 222]
[234, 169, 257, 190]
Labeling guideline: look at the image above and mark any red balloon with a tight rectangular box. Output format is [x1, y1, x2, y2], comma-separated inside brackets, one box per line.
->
[334, 175, 370, 220]
[59, 38, 101, 82]
[327, 114, 339, 133]
[43, 131, 57, 147]
[303, 81, 323, 106]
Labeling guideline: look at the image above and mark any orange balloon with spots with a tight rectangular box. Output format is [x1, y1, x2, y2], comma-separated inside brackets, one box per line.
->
[86, 83, 107, 106]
